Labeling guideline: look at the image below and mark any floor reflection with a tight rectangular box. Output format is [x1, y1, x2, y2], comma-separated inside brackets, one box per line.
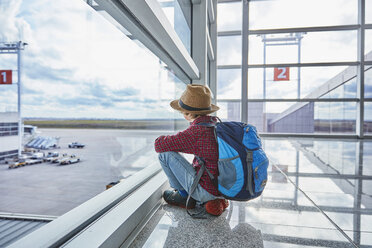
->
[132, 137, 371, 247]
[265, 138, 372, 247]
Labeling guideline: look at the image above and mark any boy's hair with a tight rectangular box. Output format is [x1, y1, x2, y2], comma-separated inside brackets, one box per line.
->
[184, 112, 206, 119]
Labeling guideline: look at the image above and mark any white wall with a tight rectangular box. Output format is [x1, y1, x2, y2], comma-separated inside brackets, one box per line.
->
[0, 112, 19, 153]
[0, 136, 18, 152]
[0, 112, 18, 122]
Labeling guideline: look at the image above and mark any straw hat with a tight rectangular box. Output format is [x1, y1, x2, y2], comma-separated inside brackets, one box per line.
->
[170, 84, 219, 114]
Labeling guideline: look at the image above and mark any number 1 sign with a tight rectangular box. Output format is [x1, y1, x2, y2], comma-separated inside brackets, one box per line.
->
[274, 67, 290, 81]
[0, 70, 12, 84]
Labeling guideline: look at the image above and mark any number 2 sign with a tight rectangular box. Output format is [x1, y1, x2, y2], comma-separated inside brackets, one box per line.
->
[274, 67, 290, 81]
[0, 70, 12, 84]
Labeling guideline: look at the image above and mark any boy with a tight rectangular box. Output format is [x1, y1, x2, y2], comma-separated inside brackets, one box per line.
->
[154, 84, 228, 216]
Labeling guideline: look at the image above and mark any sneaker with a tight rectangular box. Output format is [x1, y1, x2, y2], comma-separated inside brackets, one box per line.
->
[163, 189, 196, 209]
[221, 199, 229, 209]
[205, 199, 224, 216]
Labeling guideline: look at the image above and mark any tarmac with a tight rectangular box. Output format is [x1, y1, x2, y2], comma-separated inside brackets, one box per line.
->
[0, 128, 165, 216]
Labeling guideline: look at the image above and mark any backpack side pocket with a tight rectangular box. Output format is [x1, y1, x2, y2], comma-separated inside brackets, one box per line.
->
[218, 156, 244, 197]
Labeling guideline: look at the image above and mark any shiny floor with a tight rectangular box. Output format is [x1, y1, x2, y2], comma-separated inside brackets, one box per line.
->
[131, 138, 372, 248]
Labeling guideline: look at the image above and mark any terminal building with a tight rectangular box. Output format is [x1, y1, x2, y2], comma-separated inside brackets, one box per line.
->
[0, 112, 18, 161]
[1, 0, 371, 247]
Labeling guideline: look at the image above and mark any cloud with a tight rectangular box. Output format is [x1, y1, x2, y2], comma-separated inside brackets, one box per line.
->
[24, 62, 77, 84]
[112, 87, 140, 97]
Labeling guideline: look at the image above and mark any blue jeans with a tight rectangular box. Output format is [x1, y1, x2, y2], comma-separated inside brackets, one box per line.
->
[158, 152, 217, 203]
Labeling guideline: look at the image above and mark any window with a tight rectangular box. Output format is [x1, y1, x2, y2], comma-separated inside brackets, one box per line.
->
[0, 123, 18, 136]
[217, 0, 370, 135]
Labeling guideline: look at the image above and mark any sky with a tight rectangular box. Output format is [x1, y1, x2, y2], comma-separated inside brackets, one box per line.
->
[0, 0, 371, 120]
[0, 0, 185, 119]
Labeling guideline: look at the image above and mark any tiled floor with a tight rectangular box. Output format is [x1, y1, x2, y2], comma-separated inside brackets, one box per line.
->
[131, 138, 372, 247]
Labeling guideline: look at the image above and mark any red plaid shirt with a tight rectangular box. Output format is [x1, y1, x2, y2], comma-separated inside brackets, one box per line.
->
[154, 116, 219, 196]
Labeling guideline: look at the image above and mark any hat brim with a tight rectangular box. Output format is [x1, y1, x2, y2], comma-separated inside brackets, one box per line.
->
[170, 99, 219, 115]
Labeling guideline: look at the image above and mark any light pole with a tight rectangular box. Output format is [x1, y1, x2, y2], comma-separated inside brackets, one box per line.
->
[0, 41, 28, 157]
[260, 33, 305, 131]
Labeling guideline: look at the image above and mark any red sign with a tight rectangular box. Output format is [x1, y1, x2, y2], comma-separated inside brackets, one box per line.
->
[274, 67, 290, 81]
[0, 70, 12, 84]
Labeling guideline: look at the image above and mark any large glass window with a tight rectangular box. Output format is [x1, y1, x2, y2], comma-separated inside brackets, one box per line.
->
[0, 0, 187, 217]
[217, 101, 241, 122]
[367, 0, 372, 24]
[217, 36, 241, 65]
[249, 0, 358, 29]
[158, 0, 191, 54]
[364, 103, 372, 134]
[366, 29, 372, 60]
[366, 67, 372, 98]
[249, 31, 358, 64]
[217, 69, 241, 99]
[216, 0, 369, 135]
[247, 66, 355, 99]
[217, 2, 242, 31]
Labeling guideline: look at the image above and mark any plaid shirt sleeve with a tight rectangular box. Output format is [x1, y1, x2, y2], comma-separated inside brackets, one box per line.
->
[154, 116, 220, 196]
[154, 128, 196, 154]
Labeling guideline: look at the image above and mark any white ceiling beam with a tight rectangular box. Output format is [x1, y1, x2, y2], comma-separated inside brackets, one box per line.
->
[118, 0, 199, 80]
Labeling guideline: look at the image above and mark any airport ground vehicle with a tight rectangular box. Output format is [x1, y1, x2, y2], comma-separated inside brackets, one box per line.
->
[31, 152, 44, 159]
[43, 152, 59, 162]
[68, 142, 85, 148]
[25, 159, 43, 165]
[8, 160, 27, 169]
[51, 154, 68, 163]
[59, 155, 80, 165]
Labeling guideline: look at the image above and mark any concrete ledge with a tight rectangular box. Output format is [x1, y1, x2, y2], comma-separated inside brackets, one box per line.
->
[63, 172, 167, 248]
[8, 163, 163, 248]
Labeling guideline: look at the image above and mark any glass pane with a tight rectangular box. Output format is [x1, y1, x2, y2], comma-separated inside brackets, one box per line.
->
[217, 69, 241, 99]
[248, 66, 356, 99]
[249, 101, 356, 134]
[365, 103, 372, 134]
[217, 36, 241, 65]
[366, 29, 372, 61]
[217, 2, 242, 31]
[249, 31, 357, 64]
[158, 0, 191, 53]
[367, 0, 372, 24]
[314, 102, 356, 134]
[249, 0, 358, 29]
[366, 67, 372, 98]
[217, 101, 241, 122]
[0, 0, 188, 217]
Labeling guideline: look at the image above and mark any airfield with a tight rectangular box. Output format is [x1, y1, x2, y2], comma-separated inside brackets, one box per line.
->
[0, 128, 170, 216]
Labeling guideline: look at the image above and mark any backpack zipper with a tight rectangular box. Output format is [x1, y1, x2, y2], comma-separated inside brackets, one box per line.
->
[246, 150, 254, 195]
[254, 159, 268, 179]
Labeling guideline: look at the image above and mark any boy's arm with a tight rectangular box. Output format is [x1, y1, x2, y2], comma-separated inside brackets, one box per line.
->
[154, 128, 196, 154]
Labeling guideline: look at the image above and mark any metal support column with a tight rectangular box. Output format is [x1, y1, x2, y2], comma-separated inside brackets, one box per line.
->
[356, 0, 365, 138]
[241, 0, 249, 123]
[209, 0, 218, 104]
[293, 150, 300, 207]
[17, 42, 23, 157]
[192, 0, 208, 85]
[297, 34, 302, 99]
[353, 141, 363, 246]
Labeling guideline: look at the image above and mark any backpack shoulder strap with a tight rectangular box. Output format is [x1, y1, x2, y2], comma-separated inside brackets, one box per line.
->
[186, 157, 217, 218]
[186, 157, 206, 218]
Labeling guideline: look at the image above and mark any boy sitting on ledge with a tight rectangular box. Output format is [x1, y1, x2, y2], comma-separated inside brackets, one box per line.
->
[154, 84, 228, 216]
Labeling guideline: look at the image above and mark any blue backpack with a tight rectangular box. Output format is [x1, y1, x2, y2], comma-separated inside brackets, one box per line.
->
[189, 120, 269, 203]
